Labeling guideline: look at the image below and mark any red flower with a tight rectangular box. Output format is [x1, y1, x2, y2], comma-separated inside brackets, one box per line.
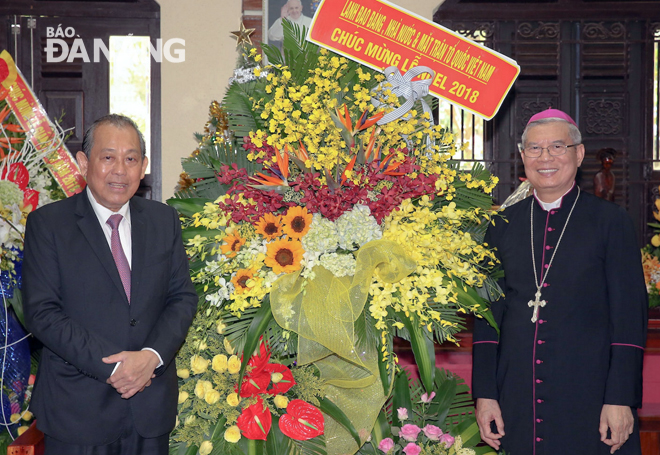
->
[238, 341, 273, 397]
[247, 341, 271, 373]
[264, 363, 296, 394]
[238, 370, 272, 397]
[237, 398, 272, 440]
[279, 399, 324, 440]
[2, 162, 40, 211]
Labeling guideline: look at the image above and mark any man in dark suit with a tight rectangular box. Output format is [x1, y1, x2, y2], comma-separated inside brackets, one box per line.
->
[23, 114, 198, 454]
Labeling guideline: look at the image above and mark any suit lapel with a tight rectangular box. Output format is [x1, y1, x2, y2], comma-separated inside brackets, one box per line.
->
[129, 197, 147, 308]
[75, 191, 129, 304]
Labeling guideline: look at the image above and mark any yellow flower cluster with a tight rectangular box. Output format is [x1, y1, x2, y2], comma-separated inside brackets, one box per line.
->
[370, 197, 498, 342]
[247, 49, 457, 177]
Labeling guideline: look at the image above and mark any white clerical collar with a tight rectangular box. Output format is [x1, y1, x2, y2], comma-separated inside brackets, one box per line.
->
[533, 183, 575, 211]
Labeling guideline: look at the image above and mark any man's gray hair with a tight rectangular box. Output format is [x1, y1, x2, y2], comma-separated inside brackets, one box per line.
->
[81, 114, 146, 158]
[521, 117, 582, 147]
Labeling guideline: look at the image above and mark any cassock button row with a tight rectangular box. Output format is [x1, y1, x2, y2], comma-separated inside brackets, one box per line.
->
[536, 418, 543, 423]
[539, 319, 546, 324]
[550, 210, 556, 215]
[536, 379, 543, 383]
[537, 399, 544, 403]
[536, 359, 543, 364]
[544, 264, 549, 269]
[545, 245, 553, 250]
[537, 340, 545, 344]
[548, 227, 554, 232]
[536, 437, 543, 442]
[130, 319, 137, 326]
[543, 283, 550, 287]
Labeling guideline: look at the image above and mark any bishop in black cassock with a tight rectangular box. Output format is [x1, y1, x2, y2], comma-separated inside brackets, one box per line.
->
[472, 109, 647, 455]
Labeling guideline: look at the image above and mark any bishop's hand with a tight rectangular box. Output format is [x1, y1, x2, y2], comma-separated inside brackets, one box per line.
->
[600, 404, 634, 453]
[476, 398, 505, 450]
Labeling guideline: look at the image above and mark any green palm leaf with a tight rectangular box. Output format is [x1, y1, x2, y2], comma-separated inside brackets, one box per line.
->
[290, 434, 326, 455]
[223, 80, 266, 149]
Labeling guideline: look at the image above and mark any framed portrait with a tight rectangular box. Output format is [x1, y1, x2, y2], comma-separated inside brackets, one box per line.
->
[263, 0, 320, 49]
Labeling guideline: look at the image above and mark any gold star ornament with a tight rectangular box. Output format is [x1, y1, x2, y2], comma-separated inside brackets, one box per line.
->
[231, 22, 256, 48]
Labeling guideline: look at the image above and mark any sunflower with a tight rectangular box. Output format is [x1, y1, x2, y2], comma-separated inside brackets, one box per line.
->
[265, 239, 304, 274]
[231, 268, 255, 294]
[221, 233, 246, 258]
[282, 206, 312, 239]
[255, 213, 283, 240]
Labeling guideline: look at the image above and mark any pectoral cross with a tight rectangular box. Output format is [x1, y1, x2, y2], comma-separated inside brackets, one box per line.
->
[528, 289, 546, 323]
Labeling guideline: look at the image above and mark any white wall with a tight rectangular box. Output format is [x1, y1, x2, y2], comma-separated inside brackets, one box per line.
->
[158, 0, 444, 200]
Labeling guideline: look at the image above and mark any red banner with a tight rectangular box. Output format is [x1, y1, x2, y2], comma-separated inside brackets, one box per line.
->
[0, 50, 85, 196]
[307, 0, 520, 119]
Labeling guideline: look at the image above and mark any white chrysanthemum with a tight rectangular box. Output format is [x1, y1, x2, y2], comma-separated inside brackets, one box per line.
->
[302, 213, 339, 254]
[319, 252, 356, 277]
[334, 205, 382, 251]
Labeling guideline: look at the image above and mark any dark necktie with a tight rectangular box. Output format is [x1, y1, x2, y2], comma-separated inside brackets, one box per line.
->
[106, 214, 131, 302]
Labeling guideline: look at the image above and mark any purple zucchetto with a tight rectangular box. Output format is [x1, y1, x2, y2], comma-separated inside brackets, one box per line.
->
[527, 108, 577, 127]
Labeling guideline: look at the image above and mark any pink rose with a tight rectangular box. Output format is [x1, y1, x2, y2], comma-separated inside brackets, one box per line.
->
[439, 433, 455, 448]
[399, 424, 421, 442]
[397, 407, 408, 420]
[422, 424, 443, 441]
[402, 443, 422, 455]
[420, 392, 436, 403]
[378, 437, 395, 453]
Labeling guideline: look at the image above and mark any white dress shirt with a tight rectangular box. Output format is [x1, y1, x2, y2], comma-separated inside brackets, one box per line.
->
[86, 187, 163, 371]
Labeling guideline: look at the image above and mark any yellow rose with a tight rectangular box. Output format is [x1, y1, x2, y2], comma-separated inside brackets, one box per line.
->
[224, 425, 242, 443]
[194, 380, 213, 399]
[226, 392, 240, 407]
[190, 355, 210, 375]
[216, 320, 227, 334]
[227, 355, 241, 374]
[271, 372, 284, 383]
[9, 413, 20, 423]
[197, 340, 208, 351]
[273, 395, 289, 409]
[184, 415, 196, 425]
[653, 234, 660, 247]
[17, 426, 29, 436]
[199, 440, 213, 455]
[212, 354, 228, 373]
[21, 411, 33, 421]
[178, 391, 189, 404]
[177, 368, 190, 379]
[224, 338, 235, 355]
[204, 389, 221, 405]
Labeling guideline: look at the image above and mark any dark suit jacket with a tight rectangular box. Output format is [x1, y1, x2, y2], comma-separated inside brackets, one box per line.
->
[22, 190, 198, 445]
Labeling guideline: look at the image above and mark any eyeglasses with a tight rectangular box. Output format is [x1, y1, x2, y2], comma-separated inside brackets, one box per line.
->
[519, 144, 580, 158]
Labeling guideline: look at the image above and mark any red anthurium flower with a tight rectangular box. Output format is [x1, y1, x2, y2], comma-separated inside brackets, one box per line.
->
[279, 399, 324, 440]
[237, 398, 272, 440]
[247, 341, 271, 374]
[5, 162, 29, 189]
[264, 363, 296, 394]
[22, 188, 39, 211]
[238, 369, 272, 397]
[2, 162, 39, 211]
[238, 341, 273, 397]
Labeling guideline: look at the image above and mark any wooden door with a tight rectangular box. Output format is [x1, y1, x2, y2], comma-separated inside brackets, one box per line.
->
[0, 1, 161, 199]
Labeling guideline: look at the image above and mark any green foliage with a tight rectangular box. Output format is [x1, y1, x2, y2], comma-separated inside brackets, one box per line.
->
[223, 80, 267, 151]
